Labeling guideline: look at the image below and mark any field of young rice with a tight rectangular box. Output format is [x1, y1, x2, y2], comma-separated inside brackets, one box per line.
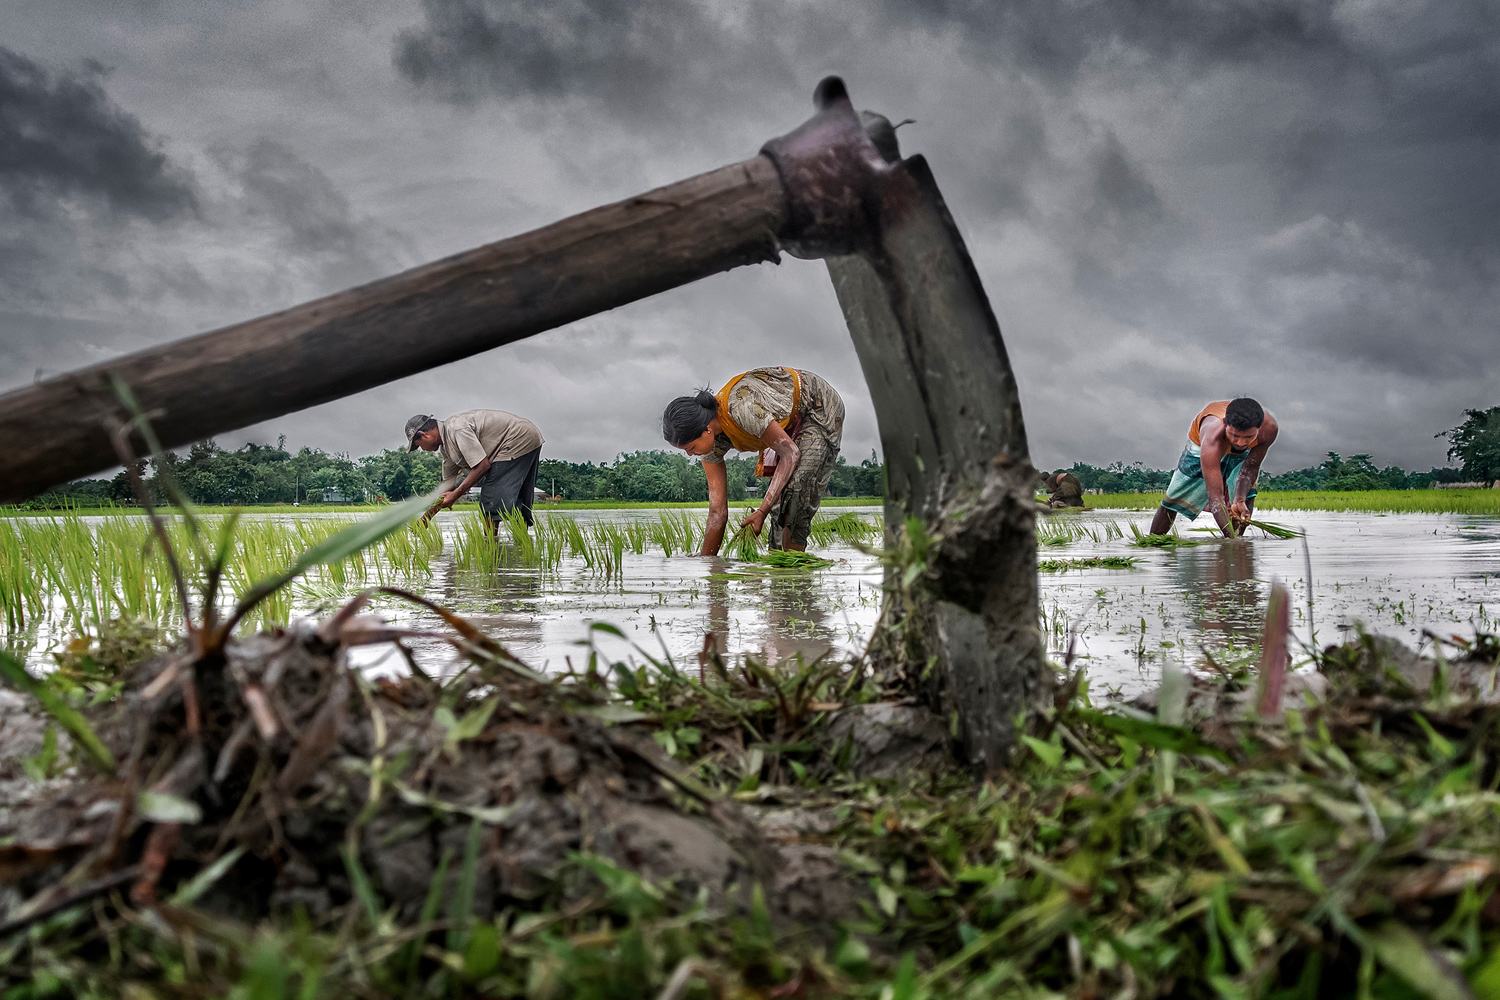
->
[4, 504, 1495, 697]
[0, 508, 885, 669]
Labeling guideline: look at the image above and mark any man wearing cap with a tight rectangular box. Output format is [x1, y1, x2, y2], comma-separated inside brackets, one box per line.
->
[404, 409, 544, 532]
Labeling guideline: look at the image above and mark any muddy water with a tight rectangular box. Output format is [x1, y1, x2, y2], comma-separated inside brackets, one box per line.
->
[12, 508, 1498, 698]
[392, 507, 887, 676]
[1034, 508, 1499, 698]
[363, 507, 1498, 698]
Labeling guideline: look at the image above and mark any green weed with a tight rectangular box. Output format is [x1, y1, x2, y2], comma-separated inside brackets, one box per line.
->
[1036, 556, 1139, 572]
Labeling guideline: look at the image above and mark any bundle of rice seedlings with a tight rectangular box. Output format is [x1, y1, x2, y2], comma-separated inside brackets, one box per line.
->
[1239, 517, 1302, 539]
[725, 522, 761, 562]
[1037, 555, 1139, 572]
[758, 550, 834, 569]
[807, 511, 880, 547]
[1129, 524, 1204, 548]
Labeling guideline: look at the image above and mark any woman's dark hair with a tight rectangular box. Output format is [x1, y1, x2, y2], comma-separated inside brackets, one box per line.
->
[1224, 397, 1264, 431]
[662, 390, 718, 447]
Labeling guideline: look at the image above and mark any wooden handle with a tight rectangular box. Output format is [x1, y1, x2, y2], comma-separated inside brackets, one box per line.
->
[0, 155, 787, 503]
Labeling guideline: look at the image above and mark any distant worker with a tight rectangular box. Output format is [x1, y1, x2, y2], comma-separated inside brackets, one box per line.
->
[405, 409, 544, 533]
[662, 367, 845, 554]
[1151, 398, 1278, 537]
[1043, 470, 1084, 508]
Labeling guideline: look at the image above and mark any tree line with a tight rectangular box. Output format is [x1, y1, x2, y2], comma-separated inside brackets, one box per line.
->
[19, 407, 1495, 508]
[1055, 455, 1469, 494]
[18, 440, 887, 508]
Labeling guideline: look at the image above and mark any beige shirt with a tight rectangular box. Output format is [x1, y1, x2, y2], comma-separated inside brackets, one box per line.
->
[704, 368, 842, 463]
[438, 409, 544, 487]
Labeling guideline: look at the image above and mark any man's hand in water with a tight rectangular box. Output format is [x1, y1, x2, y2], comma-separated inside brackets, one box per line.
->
[1229, 500, 1251, 522]
[740, 509, 767, 536]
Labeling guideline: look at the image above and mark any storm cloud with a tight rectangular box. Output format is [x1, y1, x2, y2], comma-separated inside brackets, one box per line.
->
[0, 45, 197, 222]
[0, 0, 1496, 475]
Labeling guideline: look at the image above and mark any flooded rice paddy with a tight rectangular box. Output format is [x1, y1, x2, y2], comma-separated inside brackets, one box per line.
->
[3, 506, 1497, 698]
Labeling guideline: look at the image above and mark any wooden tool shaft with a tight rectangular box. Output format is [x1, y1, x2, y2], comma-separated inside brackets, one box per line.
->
[0, 156, 787, 503]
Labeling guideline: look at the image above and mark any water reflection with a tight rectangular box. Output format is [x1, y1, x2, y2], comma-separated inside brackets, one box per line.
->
[703, 558, 730, 660]
[1173, 540, 1263, 647]
[448, 565, 546, 651]
[756, 570, 836, 665]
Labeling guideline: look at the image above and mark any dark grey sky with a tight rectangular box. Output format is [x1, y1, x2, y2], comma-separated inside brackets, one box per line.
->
[2, 0, 1496, 474]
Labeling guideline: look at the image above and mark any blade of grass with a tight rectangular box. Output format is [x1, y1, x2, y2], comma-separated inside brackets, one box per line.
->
[167, 846, 246, 907]
[341, 839, 384, 928]
[446, 817, 484, 954]
[0, 650, 115, 773]
[224, 490, 438, 633]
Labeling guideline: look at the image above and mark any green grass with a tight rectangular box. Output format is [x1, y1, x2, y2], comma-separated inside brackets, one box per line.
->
[0, 511, 446, 641]
[1129, 524, 1205, 548]
[1, 507, 886, 647]
[451, 509, 884, 574]
[1036, 516, 1127, 546]
[1037, 556, 1139, 572]
[9, 618, 1500, 997]
[3, 496, 885, 518]
[1066, 489, 1500, 514]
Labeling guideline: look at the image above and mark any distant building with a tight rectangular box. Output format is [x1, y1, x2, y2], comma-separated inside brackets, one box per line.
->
[321, 489, 355, 503]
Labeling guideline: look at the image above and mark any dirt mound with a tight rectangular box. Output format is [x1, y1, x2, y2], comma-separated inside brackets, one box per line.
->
[0, 617, 782, 927]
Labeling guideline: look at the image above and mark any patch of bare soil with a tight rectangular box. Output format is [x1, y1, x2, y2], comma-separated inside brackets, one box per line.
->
[0, 614, 794, 934]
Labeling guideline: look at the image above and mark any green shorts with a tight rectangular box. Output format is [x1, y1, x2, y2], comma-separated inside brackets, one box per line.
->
[1162, 441, 1256, 520]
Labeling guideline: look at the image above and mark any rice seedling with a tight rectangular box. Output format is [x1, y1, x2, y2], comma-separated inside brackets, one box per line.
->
[590, 521, 627, 574]
[1036, 517, 1126, 546]
[1036, 555, 1139, 572]
[377, 517, 445, 577]
[1190, 517, 1302, 539]
[1036, 518, 1081, 546]
[758, 550, 834, 569]
[648, 510, 702, 557]
[723, 520, 762, 562]
[807, 511, 881, 547]
[0, 506, 448, 648]
[1129, 523, 1205, 548]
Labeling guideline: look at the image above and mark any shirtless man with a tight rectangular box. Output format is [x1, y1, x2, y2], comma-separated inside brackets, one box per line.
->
[1151, 398, 1278, 537]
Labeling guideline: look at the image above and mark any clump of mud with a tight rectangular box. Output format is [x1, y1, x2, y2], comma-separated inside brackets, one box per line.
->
[0, 614, 783, 928]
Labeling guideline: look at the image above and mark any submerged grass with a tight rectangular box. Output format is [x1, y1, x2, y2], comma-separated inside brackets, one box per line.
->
[448, 509, 884, 575]
[1037, 555, 1139, 572]
[1037, 516, 1127, 547]
[1130, 523, 1206, 548]
[0, 511, 446, 645]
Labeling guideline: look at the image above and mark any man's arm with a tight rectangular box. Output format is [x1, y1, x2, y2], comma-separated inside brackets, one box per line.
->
[1198, 417, 1235, 535]
[699, 459, 730, 556]
[422, 457, 491, 523]
[740, 421, 799, 538]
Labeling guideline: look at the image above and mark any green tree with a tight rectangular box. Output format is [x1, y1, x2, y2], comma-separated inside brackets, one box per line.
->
[1441, 406, 1500, 484]
[1319, 452, 1381, 491]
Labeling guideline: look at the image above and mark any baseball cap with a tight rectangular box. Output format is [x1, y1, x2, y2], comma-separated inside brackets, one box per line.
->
[404, 414, 433, 452]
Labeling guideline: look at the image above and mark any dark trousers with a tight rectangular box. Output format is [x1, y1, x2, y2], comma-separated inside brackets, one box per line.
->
[477, 446, 541, 526]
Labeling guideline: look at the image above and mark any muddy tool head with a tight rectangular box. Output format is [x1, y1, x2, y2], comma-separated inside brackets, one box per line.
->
[0, 77, 1041, 769]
